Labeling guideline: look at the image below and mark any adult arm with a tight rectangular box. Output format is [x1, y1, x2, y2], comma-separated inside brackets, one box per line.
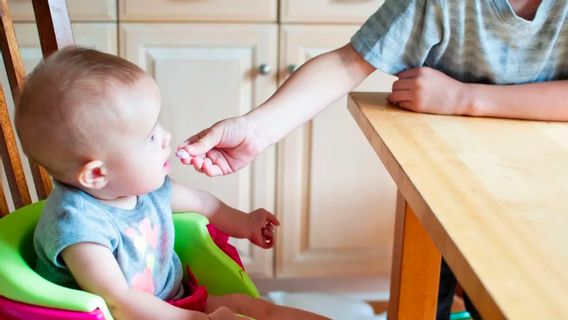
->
[177, 43, 376, 176]
[389, 67, 568, 121]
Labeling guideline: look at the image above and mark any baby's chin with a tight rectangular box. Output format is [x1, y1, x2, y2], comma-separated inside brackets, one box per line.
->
[119, 175, 169, 197]
[143, 176, 169, 194]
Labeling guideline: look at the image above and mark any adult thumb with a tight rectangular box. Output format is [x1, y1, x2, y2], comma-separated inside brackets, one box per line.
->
[184, 128, 221, 156]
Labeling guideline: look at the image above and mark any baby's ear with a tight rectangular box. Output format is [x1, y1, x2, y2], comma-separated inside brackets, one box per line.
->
[77, 160, 108, 190]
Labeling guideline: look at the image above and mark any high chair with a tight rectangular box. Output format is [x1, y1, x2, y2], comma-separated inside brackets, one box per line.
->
[0, 1, 258, 319]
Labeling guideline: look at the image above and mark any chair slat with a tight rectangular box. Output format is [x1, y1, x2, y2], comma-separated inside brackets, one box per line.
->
[32, 0, 75, 57]
[28, 0, 75, 199]
[0, 85, 31, 211]
[0, 0, 25, 100]
[0, 179, 9, 216]
[0, 0, 53, 202]
[29, 0, 76, 199]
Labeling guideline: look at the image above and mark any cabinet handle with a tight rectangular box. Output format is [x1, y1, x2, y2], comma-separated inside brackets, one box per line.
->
[287, 64, 299, 74]
[258, 64, 272, 75]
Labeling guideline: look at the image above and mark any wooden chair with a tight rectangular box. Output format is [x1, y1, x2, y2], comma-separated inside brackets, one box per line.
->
[0, 0, 74, 216]
[0, 1, 259, 319]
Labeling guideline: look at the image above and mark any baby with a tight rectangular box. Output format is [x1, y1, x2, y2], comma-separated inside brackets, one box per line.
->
[15, 47, 328, 320]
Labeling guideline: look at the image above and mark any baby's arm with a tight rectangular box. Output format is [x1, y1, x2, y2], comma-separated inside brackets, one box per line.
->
[170, 179, 279, 248]
[61, 243, 230, 320]
[389, 67, 568, 121]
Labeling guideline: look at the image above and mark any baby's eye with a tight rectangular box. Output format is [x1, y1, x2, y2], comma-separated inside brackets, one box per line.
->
[149, 134, 156, 142]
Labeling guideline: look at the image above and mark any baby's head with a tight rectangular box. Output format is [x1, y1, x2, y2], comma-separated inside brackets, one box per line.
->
[16, 47, 172, 199]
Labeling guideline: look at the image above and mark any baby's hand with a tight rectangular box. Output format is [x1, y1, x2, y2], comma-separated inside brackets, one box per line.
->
[247, 208, 280, 249]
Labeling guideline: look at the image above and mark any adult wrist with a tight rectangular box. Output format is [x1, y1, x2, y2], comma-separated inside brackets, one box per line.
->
[460, 83, 479, 116]
[243, 108, 274, 151]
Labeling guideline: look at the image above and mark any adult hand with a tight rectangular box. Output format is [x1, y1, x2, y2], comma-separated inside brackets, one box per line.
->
[247, 208, 280, 249]
[176, 116, 265, 177]
[388, 67, 470, 115]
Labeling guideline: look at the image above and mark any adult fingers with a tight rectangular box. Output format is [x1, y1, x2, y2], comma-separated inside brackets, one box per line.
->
[204, 149, 233, 175]
[396, 67, 420, 79]
[388, 90, 414, 104]
[202, 157, 225, 177]
[392, 78, 415, 91]
[397, 101, 416, 111]
[191, 156, 204, 171]
[178, 126, 222, 156]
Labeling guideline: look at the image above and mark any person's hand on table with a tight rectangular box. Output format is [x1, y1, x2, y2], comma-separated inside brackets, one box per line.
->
[388, 67, 470, 116]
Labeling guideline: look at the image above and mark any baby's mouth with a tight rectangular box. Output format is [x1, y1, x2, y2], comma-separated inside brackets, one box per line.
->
[163, 160, 171, 171]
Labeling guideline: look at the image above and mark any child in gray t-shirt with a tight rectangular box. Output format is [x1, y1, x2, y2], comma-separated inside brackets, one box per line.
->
[175, 1, 568, 319]
[16, 47, 329, 320]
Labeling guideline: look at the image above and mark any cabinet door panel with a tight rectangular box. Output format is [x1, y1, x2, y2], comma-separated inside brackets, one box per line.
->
[120, 0, 277, 22]
[120, 23, 278, 278]
[0, 23, 117, 210]
[281, 0, 384, 23]
[8, 0, 116, 22]
[277, 25, 397, 279]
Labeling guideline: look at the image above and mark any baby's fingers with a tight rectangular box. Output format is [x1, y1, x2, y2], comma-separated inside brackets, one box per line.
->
[262, 227, 274, 239]
[266, 214, 280, 226]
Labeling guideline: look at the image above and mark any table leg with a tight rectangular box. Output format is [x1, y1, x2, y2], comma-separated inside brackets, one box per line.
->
[388, 191, 442, 319]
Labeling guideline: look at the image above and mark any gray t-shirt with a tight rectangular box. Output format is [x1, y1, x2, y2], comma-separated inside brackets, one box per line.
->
[34, 177, 183, 300]
[351, 0, 568, 84]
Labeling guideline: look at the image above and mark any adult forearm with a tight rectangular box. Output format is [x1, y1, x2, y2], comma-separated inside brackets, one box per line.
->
[246, 43, 375, 149]
[465, 80, 568, 121]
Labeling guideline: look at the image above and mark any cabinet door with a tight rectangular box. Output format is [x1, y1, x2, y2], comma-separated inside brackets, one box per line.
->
[281, 0, 384, 23]
[0, 23, 117, 210]
[277, 25, 397, 279]
[119, 0, 277, 22]
[120, 23, 278, 278]
[8, 0, 116, 22]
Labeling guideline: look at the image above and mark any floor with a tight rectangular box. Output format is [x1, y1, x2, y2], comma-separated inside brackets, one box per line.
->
[368, 295, 467, 315]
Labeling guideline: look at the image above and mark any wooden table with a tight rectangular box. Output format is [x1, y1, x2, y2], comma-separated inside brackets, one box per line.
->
[347, 92, 568, 319]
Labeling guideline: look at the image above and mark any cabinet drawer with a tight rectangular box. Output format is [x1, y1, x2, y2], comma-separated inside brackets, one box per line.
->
[119, 0, 277, 22]
[281, 0, 384, 23]
[7, 0, 117, 22]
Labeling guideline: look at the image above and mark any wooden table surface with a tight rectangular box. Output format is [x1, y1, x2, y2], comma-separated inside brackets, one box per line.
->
[348, 92, 568, 319]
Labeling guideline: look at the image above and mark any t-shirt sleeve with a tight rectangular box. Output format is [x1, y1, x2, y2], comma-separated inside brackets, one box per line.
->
[351, 0, 445, 74]
[35, 202, 119, 269]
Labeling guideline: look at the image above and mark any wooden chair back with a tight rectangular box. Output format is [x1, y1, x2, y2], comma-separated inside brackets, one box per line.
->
[0, 0, 74, 216]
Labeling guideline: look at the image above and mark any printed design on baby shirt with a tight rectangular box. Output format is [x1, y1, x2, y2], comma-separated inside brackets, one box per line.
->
[125, 217, 159, 294]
